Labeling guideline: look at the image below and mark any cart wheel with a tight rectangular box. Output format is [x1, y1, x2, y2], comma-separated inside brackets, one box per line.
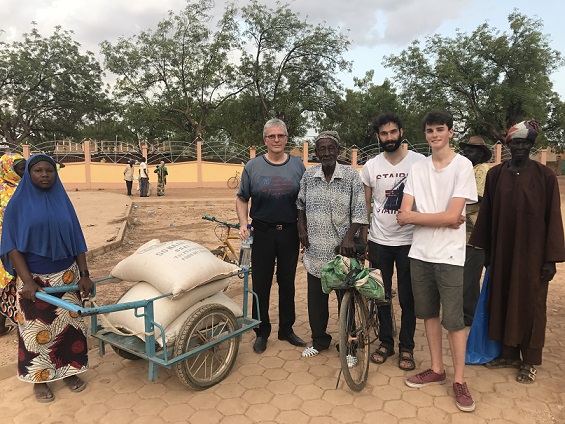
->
[227, 177, 239, 189]
[110, 327, 144, 360]
[112, 345, 142, 361]
[174, 304, 240, 390]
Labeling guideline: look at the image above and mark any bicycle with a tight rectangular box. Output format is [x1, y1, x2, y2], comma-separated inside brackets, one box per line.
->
[333, 251, 393, 392]
[202, 215, 240, 264]
[227, 171, 241, 189]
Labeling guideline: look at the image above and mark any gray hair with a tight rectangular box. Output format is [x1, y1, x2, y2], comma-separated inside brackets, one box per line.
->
[263, 118, 288, 138]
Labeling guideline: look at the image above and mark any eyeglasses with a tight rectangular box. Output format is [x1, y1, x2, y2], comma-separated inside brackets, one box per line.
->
[265, 134, 288, 140]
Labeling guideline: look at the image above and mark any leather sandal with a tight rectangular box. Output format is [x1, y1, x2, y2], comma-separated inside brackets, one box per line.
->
[398, 349, 416, 371]
[370, 344, 394, 364]
[516, 364, 537, 384]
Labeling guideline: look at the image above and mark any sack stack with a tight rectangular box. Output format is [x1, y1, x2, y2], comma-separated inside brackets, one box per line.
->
[105, 239, 242, 347]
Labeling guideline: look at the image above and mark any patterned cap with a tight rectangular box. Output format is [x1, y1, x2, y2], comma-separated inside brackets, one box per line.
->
[314, 130, 340, 147]
[505, 120, 539, 144]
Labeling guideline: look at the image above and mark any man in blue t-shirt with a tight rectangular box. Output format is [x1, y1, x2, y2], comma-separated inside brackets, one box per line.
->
[236, 118, 307, 354]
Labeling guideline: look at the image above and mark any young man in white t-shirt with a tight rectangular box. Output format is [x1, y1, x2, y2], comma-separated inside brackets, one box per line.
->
[397, 110, 478, 412]
[360, 112, 424, 371]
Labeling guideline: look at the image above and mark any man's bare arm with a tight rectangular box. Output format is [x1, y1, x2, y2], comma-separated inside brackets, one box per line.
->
[397, 195, 466, 228]
[236, 196, 250, 239]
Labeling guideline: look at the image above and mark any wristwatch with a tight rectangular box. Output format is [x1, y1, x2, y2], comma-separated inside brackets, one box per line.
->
[79, 270, 90, 278]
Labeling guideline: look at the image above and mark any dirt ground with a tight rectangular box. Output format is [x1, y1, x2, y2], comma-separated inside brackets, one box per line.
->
[0, 187, 243, 368]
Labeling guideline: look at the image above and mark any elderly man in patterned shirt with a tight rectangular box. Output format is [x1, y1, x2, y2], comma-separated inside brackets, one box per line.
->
[297, 130, 368, 358]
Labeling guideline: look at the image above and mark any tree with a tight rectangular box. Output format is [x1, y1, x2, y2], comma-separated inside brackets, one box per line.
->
[316, 72, 407, 147]
[101, 0, 248, 143]
[0, 25, 104, 145]
[238, 0, 351, 140]
[383, 11, 565, 146]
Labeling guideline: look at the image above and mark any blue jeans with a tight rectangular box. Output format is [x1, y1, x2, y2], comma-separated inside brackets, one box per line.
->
[368, 241, 415, 352]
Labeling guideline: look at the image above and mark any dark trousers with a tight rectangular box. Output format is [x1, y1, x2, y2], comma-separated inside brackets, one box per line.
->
[368, 241, 415, 352]
[501, 343, 543, 366]
[463, 246, 484, 326]
[251, 223, 299, 338]
[306, 273, 343, 351]
[125, 180, 133, 195]
[139, 177, 149, 197]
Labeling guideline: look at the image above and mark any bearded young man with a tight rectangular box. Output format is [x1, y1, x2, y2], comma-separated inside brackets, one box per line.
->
[360, 112, 425, 371]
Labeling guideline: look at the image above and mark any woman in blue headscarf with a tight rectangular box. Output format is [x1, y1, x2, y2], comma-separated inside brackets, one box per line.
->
[0, 153, 93, 403]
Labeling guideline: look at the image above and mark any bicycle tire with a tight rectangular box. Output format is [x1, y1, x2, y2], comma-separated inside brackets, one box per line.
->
[210, 248, 226, 260]
[227, 176, 239, 189]
[173, 304, 240, 390]
[339, 290, 370, 392]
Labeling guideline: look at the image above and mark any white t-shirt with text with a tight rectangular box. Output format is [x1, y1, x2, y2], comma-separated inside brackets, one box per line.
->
[360, 150, 425, 246]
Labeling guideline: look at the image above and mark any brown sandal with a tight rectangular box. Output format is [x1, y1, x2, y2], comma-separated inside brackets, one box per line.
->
[370, 344, 394, 364]
[398, 349, 416, 371]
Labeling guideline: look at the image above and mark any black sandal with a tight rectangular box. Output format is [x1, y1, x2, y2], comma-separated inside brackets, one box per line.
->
[516, 364, 536, 384]
[370, 344, 394, 364]
[398, 349, 416, 371]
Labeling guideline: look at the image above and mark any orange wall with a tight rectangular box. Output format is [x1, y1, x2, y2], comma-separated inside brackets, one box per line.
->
[59, 161, 244, 189]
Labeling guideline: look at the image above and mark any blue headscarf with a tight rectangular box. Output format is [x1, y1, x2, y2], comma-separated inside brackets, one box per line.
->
[0, 154, 87, 267]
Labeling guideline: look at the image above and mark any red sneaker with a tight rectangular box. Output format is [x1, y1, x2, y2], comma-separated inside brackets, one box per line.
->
[405, 368, 446, 388]
[453, 382, 476, 412]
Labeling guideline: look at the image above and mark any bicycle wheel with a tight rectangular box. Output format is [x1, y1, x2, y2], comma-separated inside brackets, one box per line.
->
[210, 247, 230, 262]
[174, 304, 240, 390]
[227, 176, 239, 189]
[339, 290, 370, 392]
[112, 345, 143, 361]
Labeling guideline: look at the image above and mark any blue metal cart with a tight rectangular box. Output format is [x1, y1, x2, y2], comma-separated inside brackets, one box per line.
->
[34, 269, 260, 390]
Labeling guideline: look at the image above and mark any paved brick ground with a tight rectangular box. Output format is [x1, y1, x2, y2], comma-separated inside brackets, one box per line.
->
[2, 187, 565, 423]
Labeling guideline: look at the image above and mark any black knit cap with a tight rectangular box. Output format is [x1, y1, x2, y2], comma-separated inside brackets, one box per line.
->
[27, 154, 57, 171]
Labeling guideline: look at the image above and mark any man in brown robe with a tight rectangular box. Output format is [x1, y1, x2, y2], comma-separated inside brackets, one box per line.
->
[469, 120, 565, 383]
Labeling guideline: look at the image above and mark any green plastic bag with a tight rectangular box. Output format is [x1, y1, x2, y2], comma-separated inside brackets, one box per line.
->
[321, 255, 361, 294]
[355, 268, 386, 301]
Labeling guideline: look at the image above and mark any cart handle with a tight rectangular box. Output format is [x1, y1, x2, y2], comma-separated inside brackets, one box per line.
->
[202, 215, 240, 229]
[35, 291, 171, 317]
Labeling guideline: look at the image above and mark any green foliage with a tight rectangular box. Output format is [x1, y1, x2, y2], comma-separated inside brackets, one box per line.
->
[316, 73, 408, 148]
[237, 0, 351, 141]
[0, 25, 104, 144]
[383, 10, 565, 147]
[100, 0, 246, 144]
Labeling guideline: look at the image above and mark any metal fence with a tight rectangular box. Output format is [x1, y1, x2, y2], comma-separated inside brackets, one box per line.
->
[1, 137, 540, 166]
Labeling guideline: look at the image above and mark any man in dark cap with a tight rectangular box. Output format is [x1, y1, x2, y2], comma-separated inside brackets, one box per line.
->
[470, 120, 565, 383]
[297, 130, 367, 360]
[459, 136, 492, 326]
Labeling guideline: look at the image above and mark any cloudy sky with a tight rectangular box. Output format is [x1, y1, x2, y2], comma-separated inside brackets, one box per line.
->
[4, 0, 565, 97]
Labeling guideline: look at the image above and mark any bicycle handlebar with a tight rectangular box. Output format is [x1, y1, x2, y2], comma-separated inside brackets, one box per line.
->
[202, 215, 240, 229]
